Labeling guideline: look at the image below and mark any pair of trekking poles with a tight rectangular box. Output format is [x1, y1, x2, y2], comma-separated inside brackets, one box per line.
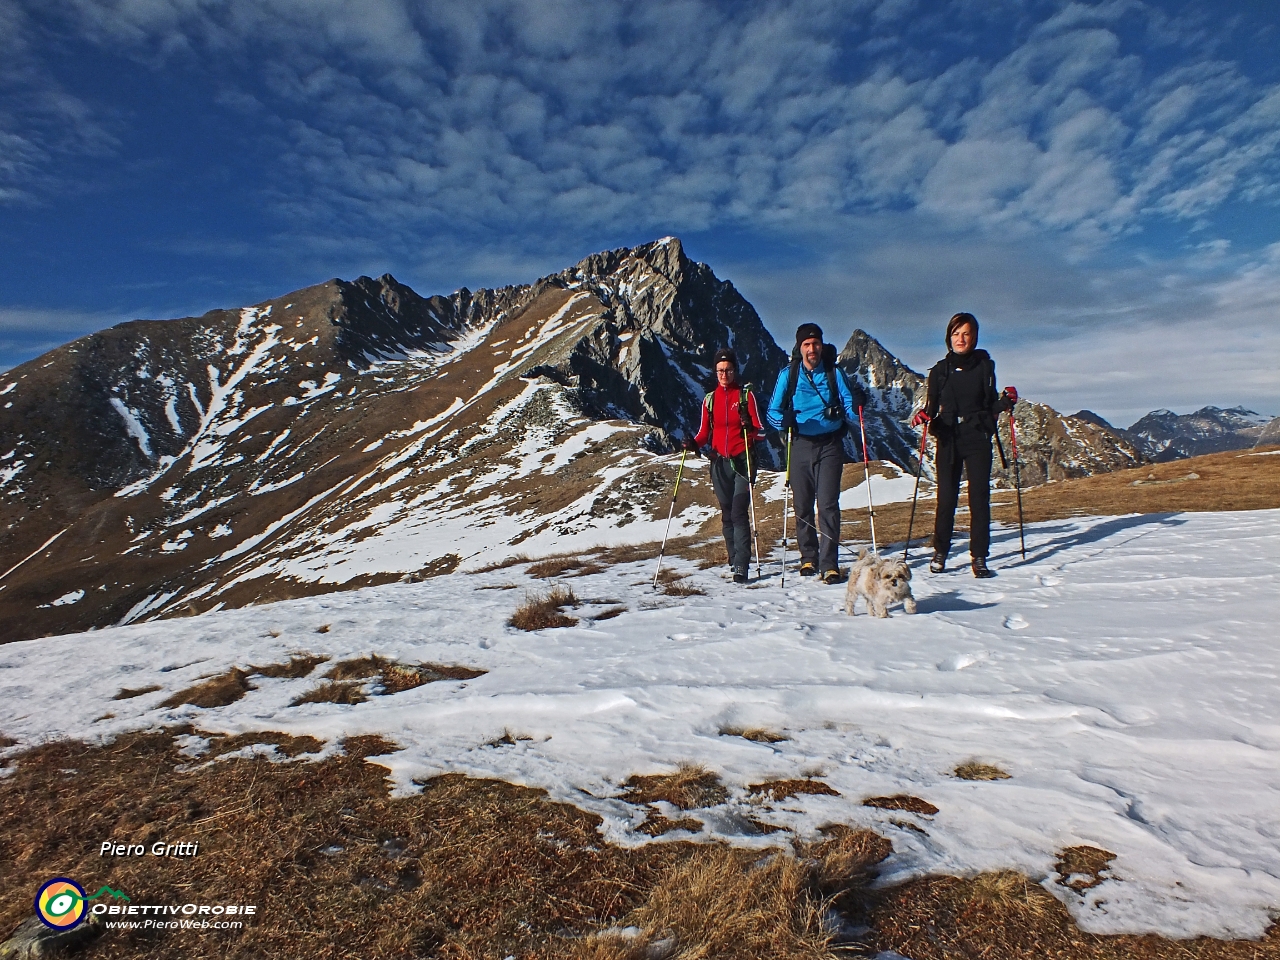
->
[901, 410, 1027, 563]
[655, 407, 1027, 588]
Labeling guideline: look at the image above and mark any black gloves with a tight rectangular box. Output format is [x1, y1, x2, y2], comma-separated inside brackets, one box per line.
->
[681, 437, 701, 457]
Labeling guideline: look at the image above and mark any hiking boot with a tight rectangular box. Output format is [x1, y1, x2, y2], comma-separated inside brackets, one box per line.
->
[929, 552, 946, 574]
[732, 569, 748, 584]
[799, 561, 817, 577]
[821, 568, 843, 585]
[971, 557, 996, 578]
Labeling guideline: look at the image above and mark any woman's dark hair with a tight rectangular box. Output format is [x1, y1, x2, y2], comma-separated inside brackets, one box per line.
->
[945, 312, 978, 348]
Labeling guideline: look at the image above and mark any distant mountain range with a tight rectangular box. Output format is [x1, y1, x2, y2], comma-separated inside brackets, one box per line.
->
[0, 238, 1271, 641]
[1072, 407, 1279, 462]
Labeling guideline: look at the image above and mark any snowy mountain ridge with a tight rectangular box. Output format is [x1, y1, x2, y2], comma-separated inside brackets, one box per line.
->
[0, 237, 1202, 642]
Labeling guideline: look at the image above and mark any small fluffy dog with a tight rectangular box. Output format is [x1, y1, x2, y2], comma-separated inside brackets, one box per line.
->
[845, 549, 918, 618]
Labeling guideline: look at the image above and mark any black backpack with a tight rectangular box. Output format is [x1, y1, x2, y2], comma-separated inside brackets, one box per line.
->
[779, 343, 844, 426]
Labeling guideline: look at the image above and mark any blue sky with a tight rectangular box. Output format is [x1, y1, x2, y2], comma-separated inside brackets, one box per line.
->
[2, 0, 1278, 426]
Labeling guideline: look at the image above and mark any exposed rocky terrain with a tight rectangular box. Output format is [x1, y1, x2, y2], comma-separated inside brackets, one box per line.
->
[0, 237, 1196, 642]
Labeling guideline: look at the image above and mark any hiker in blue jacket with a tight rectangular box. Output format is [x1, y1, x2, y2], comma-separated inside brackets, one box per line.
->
[766, 323, 866, 583]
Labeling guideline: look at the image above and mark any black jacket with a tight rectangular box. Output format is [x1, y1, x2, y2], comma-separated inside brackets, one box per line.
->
[923, 349, 1013, 450]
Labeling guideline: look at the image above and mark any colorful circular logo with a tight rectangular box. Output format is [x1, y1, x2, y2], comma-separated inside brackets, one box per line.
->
[35, 878, 87, 930]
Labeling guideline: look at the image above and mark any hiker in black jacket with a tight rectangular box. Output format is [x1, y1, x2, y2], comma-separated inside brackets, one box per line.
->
[911, 313, 1017, 578]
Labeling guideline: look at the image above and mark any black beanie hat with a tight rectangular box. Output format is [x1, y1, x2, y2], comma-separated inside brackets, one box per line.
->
[712, 347, 738, 369]
[795, 322, 823, 346]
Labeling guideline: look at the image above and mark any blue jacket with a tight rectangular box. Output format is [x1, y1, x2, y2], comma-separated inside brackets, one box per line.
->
[766, 359, 863, 436]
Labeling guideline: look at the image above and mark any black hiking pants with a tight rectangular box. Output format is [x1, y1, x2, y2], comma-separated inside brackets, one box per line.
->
[709, 454, 752, 575]
[932, 435, 993, 560]
[790, 432, 844, 574]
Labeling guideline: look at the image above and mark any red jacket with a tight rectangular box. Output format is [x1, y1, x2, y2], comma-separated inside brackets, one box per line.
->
[694, 383, 762, 458]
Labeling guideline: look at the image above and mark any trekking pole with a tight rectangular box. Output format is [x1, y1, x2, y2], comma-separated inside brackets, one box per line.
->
[744, 428, 762, 580]
[652, 449, 689, 589]
[903, 425, 930, 563]
[1008, 411, 1027, 560]
[780, 428, 793, 587]
[857, 406, 878, 554]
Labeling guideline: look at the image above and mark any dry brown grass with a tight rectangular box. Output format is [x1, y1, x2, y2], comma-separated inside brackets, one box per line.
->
[291, 680, 369, 706]
[654, 568, 706, 597]
[112, 684, 162, 700]
[315, 623, 330, 633]
[1056, 845, 1117, 891]
[750, 779, 840, 802]
[509, 585, 580, 630]
[0, 730, 691, 960]
[955, 760, 1012, 781]
[3, 732, 1276, 959]
[721, 726, 788, 743]
[863, 794, 939, 815]
[622, 763, 728, 810]
[863, 861, 1280, 960]
[292, 656, 486, 703]
[637, 813, 704, 837]
[251, 653, 330, 678]
[203, 731, 325, 759]
[471, 552, 532, 573]
[159, 667, 254, 709]
[593, 605, 628, 621]
[990, 445, 1280, 526]
[527, 555, 605, 579]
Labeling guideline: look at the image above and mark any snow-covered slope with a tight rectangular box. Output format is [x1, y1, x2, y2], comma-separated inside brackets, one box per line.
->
[2, 509, 1278, 940]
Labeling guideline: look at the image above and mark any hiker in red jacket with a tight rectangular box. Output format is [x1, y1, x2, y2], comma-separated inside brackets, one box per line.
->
[684, 348, 763, 584]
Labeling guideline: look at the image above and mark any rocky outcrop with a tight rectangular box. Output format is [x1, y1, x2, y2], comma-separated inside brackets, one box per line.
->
[996, 404, 1147, 486]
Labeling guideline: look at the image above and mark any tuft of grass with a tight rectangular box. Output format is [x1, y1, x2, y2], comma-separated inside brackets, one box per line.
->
[316, 656, 485, 697]
[955, 760, 1011, 781]
[290, 681, 368, 706]
[253, 654, 330, 679]
[720, 726, 787, 744]
[204, 732, 326, 759]
[863, 794, 939, 815]
[956, 870, 1055, 919]
[112, 684, 162, 700]
[527, 556, 605, 579]
[654, 570, 705, 597]
[579, 848, 832, 960]
[661, 580, 705, 597]
[160, 668, 254, 709]
[341, 734, 401, 759]
[621, 764, 728, 810]
[592, 543, 655, 566]
[1055, 845, 1117, 891]
[749, 779, 839, 802]
[637, 814, 703, 837]
[471, 553, 532, 573]
[593, 605, 627, 621]
[315, 623, 331, 634]
[509, 585, 580, 630]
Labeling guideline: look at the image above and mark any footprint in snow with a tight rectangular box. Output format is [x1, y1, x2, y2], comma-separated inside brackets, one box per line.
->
[1003, 615, 1029, 630]
[1037, 575, 1063, 586]
[937, 651, 989, 671]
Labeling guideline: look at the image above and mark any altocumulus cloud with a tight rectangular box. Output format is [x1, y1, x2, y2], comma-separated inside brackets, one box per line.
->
[13, 0, 1277, 244]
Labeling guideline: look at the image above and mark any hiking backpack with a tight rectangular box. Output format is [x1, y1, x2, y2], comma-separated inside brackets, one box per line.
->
[780, 343, 844, 427]
[703, 384, 754, 448]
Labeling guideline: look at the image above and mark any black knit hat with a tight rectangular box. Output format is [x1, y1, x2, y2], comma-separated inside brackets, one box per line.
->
[795, 322, 823, 346]
[712, 347, 738, 369]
